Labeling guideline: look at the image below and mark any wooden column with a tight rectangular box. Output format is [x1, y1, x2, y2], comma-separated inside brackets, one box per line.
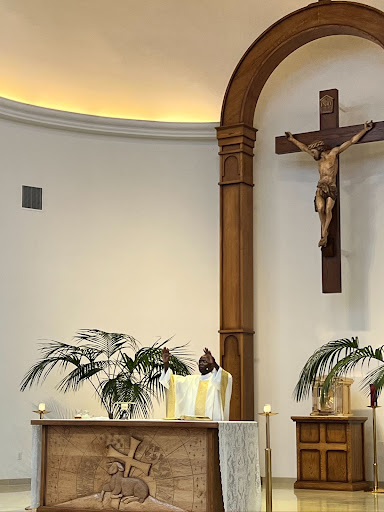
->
[216, 123, 257, 421]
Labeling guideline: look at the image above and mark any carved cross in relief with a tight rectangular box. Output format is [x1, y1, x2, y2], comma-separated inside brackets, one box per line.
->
[107, 438, 152, 478]
[275, 89, 384, 293]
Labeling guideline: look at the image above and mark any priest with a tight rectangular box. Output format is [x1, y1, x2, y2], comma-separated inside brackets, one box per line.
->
[160, 347, 232, 420]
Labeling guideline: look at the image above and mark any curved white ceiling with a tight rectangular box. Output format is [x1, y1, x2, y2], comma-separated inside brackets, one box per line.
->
[0, 0, 381, 122]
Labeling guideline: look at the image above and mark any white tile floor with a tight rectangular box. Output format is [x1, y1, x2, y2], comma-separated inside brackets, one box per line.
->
[0, 489, 30, 512]
[3, 480, 384, 511]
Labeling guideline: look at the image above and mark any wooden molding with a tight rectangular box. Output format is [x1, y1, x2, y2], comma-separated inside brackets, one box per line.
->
[221, 2, 384, 126]
[31, 419, 220, 428]
[0, 96, 218, 140]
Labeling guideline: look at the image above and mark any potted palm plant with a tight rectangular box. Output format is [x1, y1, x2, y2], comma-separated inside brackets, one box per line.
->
[20, 329, 194, 418]
[294, 336, 384, 406]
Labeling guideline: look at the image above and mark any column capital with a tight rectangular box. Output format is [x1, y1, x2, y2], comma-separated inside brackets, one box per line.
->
[216, 123, 257, 153]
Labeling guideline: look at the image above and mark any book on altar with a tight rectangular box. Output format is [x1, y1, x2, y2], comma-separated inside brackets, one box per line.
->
[164, 415, 212, 421]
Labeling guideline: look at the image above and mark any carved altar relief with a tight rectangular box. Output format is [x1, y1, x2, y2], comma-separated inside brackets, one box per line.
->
[45, 426, 208, 511]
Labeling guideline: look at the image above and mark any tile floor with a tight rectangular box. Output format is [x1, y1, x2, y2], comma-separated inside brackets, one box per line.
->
[261, 480, 384, 512]
[0, 483, 30, 512]
[2, 479, 384, 511]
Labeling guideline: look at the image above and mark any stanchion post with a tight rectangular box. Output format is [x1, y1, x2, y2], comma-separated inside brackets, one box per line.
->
[259, 406, 278, 512]
[368, 405, 384, 494]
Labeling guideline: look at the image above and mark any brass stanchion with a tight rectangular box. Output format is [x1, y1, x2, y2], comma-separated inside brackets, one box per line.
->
[365, 385, 384, 494]
[367, 405, 384, 493]
[259, 405, 278, 512]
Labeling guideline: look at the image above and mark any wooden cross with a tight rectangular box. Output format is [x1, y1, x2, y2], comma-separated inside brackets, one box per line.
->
[275, 89, 384, 293]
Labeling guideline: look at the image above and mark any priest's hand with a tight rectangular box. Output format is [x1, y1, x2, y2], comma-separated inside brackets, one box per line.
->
[204, 348, 219, 370]
[162, 347, 170, 370]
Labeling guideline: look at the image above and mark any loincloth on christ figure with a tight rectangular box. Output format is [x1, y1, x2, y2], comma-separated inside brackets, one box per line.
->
[314, 180, 337, 211]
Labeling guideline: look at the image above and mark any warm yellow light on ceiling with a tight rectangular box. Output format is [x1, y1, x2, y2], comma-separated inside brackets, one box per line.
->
[0, 90, 217, 123]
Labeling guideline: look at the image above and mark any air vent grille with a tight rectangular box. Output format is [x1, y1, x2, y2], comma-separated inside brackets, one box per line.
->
[22, 186, 42, 210]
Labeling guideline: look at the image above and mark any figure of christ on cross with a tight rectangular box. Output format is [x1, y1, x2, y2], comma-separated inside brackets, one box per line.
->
[285, 121, 373, 248]
[276, 88, 384, 293]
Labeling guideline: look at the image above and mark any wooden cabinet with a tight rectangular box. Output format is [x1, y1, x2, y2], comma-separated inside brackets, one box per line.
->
[291, 416, 369, 491]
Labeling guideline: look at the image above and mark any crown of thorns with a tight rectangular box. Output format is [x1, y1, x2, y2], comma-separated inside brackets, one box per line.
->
[308, 140, 326, 150]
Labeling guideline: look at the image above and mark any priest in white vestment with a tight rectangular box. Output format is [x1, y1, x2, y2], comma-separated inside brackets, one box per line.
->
[159, 347, 232, 421]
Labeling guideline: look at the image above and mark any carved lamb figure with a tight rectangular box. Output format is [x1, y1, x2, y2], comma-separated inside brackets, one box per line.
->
[101, 461, 150, 504]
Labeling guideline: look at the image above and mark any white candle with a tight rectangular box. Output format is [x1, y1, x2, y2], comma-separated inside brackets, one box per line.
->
[38, 403, 46, 411]
[264, 404, 271, 413]
[120, 402, 128, 411]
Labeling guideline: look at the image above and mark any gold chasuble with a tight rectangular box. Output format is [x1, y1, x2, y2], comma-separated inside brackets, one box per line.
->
[159, 367, 232, 421]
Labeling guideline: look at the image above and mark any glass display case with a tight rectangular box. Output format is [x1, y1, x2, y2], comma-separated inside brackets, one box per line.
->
[311, 376, 353, 416]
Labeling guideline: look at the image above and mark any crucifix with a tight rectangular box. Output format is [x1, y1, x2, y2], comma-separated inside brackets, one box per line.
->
[275, 89, 384, 293]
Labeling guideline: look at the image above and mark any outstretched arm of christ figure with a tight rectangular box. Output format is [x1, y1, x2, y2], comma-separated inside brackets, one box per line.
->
[285, 131, 316, 158]
[333, 121, 374, 155]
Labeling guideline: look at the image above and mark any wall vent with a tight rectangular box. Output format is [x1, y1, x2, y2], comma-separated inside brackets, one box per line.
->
[22, 186, 42, 210]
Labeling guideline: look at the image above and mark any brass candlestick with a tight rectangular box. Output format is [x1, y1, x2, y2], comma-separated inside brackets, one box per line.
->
[367, 405, 384, 494]
[33, 409, 50, 419]
[258, 409, 278, 512]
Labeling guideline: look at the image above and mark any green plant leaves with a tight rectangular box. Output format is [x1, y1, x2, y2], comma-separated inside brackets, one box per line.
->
[294, 336, 384, 404]
[20, 330, 194, 418]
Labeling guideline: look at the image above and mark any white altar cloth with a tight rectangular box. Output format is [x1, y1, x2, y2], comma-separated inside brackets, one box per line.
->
[31, 425, 42, 509]
[218, 421, 261, 512]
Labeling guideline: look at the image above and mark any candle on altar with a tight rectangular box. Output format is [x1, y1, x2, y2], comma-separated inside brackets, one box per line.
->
[38, 403, 46, 411]
[370, 385, 378, 407]
[264, 404, 271, 413]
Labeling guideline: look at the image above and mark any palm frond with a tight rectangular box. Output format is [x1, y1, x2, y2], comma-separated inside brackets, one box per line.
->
[360, 364, 384, 397]
[74, 329, 138, 358]
[293, 337, 359, 401]
[20, 341, 84, 391]
[321, 345, 384, 399]
[99, 376, 120, 403]
[56, 360, 109, 393]
[133, 338, 195, 375]
[129, 339, 194, 397]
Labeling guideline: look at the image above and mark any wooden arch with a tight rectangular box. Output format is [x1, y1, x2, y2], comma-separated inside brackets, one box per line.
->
[217, 1, 384, 420]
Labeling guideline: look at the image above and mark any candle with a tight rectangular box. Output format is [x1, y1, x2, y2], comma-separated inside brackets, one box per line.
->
[370, 385, 378, 407]
[120, 402, 129, 411]
[264, 404, 271, 413]
[38, 403, 46, 411]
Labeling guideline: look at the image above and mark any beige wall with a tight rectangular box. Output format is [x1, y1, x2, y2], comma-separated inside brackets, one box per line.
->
[0, 120, 219, 479]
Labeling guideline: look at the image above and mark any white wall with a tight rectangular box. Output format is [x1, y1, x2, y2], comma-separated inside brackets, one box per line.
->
[0, 120, 219, 479]
[254, 35, 384, 478]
